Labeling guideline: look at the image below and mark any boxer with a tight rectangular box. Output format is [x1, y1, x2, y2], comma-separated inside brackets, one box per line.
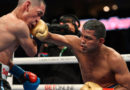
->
[0, 0, 46, 89]
[33, 19, 130, 90]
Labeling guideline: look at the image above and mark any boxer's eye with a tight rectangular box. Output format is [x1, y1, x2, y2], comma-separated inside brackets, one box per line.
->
[37, 11, 43, 16]
[85, 36, 92, 40]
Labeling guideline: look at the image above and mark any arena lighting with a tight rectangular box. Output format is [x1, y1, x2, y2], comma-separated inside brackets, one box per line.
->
[103, 6, 110, 12]
[112, 4, 118, 10]
[79, 17, 130, 31]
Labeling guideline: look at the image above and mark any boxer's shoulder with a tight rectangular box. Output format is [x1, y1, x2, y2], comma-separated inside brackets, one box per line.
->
[12, 20, 29, 35]
[103, 45, 121, 57]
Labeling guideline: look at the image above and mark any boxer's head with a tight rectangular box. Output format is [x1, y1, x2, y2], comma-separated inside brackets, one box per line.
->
[82, 19, 106, 39]
[80, 19, 106, 53]
[17, 0, 46, 30]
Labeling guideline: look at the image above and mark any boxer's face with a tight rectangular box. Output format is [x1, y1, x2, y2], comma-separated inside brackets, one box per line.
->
[80, 29, 100, 53]
[24, 3, 45, 30]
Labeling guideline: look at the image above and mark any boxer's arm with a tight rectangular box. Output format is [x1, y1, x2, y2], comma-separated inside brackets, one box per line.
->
[46, 32, 75, 47]
[32, 19, 79, 47]
[14, 22, 37, 57]
[109, 55, 130, 89]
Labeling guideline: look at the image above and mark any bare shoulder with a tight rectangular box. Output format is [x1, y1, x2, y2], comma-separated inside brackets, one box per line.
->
[13, 20, 28, 33]
[105, 46, 129, 74]
[1, 13, 28, 34]
[12, 20, 29, 37]
[105, 46, 124, 62]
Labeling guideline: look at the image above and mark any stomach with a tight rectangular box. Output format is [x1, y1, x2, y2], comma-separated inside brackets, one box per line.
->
[81, 70, 117, 88]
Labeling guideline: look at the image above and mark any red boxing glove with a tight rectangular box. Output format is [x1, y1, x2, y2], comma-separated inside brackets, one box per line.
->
[24, 72, 37, 83]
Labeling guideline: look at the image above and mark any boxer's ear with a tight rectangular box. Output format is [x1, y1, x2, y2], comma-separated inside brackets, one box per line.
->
[23, 0, 31, 12]
[99, 38, 105, 46]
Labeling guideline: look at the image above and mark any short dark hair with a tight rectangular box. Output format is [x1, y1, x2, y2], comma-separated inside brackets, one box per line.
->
[83, 19, 106, 39]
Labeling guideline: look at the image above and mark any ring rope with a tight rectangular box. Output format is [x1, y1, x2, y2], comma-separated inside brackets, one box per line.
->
[11, 84, 83, 90]
[13, 54, 130, 65]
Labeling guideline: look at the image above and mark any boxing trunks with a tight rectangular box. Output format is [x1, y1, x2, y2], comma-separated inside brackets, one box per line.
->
[108, 83, 121, 89]
[0, 63, 11, 90]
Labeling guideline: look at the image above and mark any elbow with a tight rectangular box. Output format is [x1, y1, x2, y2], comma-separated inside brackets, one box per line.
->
[27, 48, 37, 57]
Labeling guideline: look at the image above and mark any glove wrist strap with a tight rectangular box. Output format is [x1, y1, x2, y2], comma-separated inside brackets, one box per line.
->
[9, 65, 25, 78]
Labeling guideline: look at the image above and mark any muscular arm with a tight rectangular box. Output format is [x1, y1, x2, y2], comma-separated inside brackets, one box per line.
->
[15, 22, 37, 57]
[109, 53, 130, 89]
[45, 32, 78, 47]
[34, 19, 80, 48]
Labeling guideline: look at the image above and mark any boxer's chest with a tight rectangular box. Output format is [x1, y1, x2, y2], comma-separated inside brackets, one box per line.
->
[80, 57, 114, 83]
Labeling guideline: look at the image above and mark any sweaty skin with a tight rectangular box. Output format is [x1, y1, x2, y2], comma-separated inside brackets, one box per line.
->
[44, 29, 130, 90]
[0, 0, 45, 68]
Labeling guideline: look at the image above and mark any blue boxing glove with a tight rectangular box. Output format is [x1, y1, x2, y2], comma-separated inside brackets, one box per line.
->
[9, 65, 40, 90]
[23, 77, 40, 90]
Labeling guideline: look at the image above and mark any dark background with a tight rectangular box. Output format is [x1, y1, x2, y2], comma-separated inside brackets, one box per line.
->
[0, 0, 130, 54]
[0, 0, 130, 84]
[43, 0, 130, 22]
[0, 0, 130, 22]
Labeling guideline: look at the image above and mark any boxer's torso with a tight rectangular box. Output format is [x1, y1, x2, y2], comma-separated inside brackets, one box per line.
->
[71, 40, 118, 88]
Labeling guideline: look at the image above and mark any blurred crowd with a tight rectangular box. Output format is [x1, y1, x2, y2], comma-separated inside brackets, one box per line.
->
[38, 14, 81, 57]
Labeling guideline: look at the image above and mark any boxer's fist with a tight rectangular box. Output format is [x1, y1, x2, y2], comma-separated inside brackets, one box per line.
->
[23, 77, 40, 90]
[23, 72, 40, 90]
[80, 82, 102, 90]
[24, 72, 37, 83]
[31, 19, 48, 41]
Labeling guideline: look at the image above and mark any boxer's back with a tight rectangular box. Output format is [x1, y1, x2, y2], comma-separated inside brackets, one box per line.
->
[0, 13, 23, 51]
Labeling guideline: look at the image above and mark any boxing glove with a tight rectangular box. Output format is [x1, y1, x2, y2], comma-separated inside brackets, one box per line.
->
[80, 82, 114, 90]
[9, 65, 40, 90]
[23, 77, 40, 90]
[80, 82, 102, 90]
[31, 19, 49, 41]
